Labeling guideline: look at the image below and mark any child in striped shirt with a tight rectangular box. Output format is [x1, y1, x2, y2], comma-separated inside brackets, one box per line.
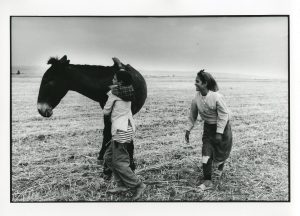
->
[103, 68, 146, 200]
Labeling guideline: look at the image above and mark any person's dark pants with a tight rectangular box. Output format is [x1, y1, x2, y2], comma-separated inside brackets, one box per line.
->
[201, 121, 232, 180]
[98, 115, 135, 175]
[103, 140, 135, 176]
[202, 158, 225, 180]
[104, 140, 141, 188]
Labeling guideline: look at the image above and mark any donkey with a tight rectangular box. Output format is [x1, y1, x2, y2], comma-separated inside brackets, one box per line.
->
[37, 55, 147, 174]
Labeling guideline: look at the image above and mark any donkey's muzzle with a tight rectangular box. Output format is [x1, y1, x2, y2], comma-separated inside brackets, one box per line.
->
[37, 102, 53, 118]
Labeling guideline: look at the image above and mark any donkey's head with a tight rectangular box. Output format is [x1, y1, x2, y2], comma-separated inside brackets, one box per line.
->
[37, 55, 70, 117]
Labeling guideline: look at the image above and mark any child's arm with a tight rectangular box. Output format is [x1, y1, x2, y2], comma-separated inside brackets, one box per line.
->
[103, 92, 116, 116]
[187, 98, 198, 132]
[216, 94, 230, 134]
[185, 99, 198, 143]
[112, 85, 135, 102]
[112, 57, 123, 68]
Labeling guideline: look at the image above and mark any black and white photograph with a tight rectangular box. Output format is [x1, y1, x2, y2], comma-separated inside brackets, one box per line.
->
[1, 0, 300, 215]
[10, 16, 289, 202]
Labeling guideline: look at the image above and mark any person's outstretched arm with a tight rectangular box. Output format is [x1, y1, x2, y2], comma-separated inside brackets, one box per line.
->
[185, 99, 198, 143]
[216, 94, 229, 134]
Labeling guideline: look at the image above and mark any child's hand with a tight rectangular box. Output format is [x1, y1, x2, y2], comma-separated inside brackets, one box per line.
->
[215, 133, 222, 144]
[112, 57, 122, 67]
[185, 130, 190, 143]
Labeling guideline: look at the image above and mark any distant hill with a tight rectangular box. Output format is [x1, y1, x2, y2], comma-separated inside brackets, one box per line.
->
[11, 65, 287, 81]
[12, 65, 49, 77]
[140, 69, 287, 81]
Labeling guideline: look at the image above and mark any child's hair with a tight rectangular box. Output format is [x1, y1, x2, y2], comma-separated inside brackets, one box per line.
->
[197, 69, 219, 92]
[115, 69, 133, 86]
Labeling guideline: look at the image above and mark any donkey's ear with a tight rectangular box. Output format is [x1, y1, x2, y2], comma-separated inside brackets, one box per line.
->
[59, 55, 70, 65]
[60, 55, 68, 62]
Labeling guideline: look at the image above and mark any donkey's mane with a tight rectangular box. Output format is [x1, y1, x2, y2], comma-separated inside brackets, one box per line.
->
[47, 57, 60, 65]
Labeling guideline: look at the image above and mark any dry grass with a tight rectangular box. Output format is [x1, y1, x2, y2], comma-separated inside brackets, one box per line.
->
[11, 74, 289, 202]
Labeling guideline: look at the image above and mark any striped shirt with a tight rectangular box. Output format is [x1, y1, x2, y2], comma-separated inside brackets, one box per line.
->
[113, 121, 134, 143]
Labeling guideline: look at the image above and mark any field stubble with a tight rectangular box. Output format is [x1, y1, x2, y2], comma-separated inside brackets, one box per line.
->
[11, 75, 288, 201]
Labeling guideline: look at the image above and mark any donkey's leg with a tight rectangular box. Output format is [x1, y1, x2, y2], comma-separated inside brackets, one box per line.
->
[99, 115, 113, 177]
[126, 140, 136, 172]
[98, 115, 112, 160]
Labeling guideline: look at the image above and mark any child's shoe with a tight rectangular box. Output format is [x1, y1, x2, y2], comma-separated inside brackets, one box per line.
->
[132, 183, 146, 201]
[107, 186, 129, 193]
[198, 180, 213, 191]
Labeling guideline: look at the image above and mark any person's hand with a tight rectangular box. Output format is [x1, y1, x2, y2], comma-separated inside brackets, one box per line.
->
[215, 133, 222, 144]
[185, 130, 190, 144]
[112, 57, 122, 68]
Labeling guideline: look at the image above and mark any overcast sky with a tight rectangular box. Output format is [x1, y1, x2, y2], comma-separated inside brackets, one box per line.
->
[12, 16, 288, 78]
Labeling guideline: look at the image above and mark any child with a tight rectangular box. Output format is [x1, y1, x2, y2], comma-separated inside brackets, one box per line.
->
[103, 68, 146, 200]
[185, 70, 232, 190]
[102, 73, 136, 177]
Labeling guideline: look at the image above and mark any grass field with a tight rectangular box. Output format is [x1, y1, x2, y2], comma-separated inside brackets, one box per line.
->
[11, 73, 289, 202]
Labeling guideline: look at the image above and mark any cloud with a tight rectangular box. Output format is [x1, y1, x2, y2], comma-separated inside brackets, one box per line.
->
[12, 17, 288, 77]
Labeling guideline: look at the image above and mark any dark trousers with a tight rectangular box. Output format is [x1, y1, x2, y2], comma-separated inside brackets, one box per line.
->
[98, 115, 135, 175]
[104, 140, 141, 188]
[202, 121, 232, 180]
[203, 158, 225, 180]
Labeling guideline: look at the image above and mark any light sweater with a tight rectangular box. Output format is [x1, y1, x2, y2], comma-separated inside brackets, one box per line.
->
[103, 91, 136, 136]
[187, 90, 230, 134]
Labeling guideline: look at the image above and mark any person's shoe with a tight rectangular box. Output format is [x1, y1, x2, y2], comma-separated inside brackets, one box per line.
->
[107, 186, 129, 194]
[198, 180, 213, 191]
[132, 183, 146, 201]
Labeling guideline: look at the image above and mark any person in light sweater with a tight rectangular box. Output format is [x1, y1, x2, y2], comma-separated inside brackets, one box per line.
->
[185, 69, 233, 190]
